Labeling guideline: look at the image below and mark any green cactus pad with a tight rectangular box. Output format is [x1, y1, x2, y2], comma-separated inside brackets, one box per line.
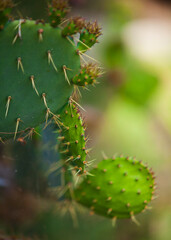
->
[58, 100, 87, 174]
[0, 20, 80, 139]
[74, 157, 155, 219]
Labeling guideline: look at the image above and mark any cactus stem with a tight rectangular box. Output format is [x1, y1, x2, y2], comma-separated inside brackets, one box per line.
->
[63, 65, 71, 85]
[5, 96, 12, 118]
[38, 28, 44, 42]
[17, 57, 24, 73]
[47, 50, 58, 72]
[42, 93, 48, 109]
[30, 75, 39, 96]
[14, 118, 21, 140]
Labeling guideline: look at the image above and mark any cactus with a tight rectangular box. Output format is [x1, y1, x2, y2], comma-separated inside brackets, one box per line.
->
[0, 1, 156, 237]
[0, 19, 79, 140]
[74, 157, 155, 222]
[0, 0, 101, 141]
[57, 100, 87, 174]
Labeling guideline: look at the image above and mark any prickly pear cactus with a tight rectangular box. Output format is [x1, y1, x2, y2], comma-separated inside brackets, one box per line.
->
[74, 157, 155, 221]
[0, 19, 80, 140]
[0, 0, 157, 234]
[0, 0, 102, 141]
[57, 100, 88, 174]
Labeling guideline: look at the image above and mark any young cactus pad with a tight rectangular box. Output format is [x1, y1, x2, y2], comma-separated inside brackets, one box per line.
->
[74, 157, 155, 220]
[0, 19, 80, 140]
[58, 100, 87, 174]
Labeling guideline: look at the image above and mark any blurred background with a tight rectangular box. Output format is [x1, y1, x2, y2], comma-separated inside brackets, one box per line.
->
[1, 0, 171, 239]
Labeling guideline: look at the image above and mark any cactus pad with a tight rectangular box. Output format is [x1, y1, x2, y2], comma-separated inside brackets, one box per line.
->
[58, 100, 87, 174]
[0, 20, 80, 139]
[74, 157, 155, 219]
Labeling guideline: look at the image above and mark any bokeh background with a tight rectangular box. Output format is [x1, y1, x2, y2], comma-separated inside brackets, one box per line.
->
[1, 0, 171, 239]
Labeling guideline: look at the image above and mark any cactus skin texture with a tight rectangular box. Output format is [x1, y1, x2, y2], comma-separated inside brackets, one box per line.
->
[58, 100, 87, 174]
[74, 157, 155, 220]
[0, 19, 80, 140]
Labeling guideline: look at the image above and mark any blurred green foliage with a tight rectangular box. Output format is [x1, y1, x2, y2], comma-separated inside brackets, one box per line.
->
[104, 40, 159, 106]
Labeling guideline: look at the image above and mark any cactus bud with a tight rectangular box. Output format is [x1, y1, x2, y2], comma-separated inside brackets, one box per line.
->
[48, 0, 70, 28]
[0, 0, 14, 30]
[77, 21, 102, 52]
[62, 16, 85, 36]
[72, 63, 101, 86]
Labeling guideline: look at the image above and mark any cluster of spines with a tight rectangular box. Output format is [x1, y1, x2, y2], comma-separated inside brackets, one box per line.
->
[74, 156, 156, 223]
[77, 21, 102, 52]
[48, 0, 70, 28]
[0, 0, 13, 30]
[47, 1, 102, 52]
[72, 63, 101, 86]
[62, 19, 102, 52]
[62, 16, 86, 37]
[57, 99, 89, 175]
